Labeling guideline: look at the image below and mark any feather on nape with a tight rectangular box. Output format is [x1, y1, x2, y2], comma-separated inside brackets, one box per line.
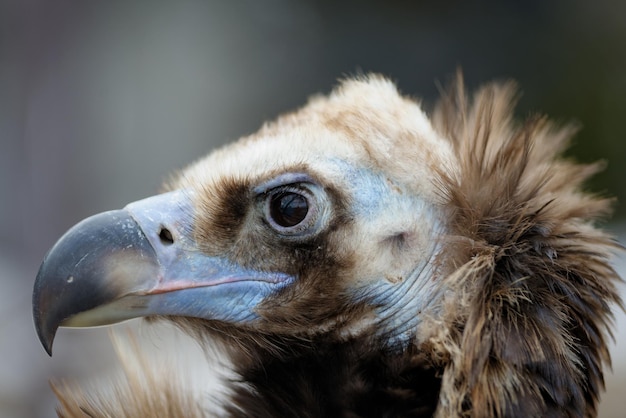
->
[426, 74, 622, 417]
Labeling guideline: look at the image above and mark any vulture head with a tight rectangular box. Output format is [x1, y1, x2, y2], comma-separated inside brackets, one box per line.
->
[33, 75, 622, 417]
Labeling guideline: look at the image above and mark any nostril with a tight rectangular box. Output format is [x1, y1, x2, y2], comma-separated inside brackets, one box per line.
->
[158, 227, 175, 245]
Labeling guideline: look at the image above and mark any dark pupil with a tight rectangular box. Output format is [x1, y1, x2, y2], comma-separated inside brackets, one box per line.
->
[270, 192, 308, 227]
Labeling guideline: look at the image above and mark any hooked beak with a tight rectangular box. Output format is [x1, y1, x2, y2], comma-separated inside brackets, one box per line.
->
[33, 190, 292, 355]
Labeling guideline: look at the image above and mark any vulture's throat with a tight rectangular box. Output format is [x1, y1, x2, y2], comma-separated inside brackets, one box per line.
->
[230, 339, 442, 417]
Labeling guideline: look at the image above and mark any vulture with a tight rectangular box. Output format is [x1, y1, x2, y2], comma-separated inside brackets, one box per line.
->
[33, 74, 623, 418]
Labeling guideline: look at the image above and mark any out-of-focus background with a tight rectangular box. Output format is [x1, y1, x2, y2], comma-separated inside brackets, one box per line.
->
[1, 1, 625, 416]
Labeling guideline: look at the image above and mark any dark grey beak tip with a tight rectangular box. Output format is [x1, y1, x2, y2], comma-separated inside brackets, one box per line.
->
[33, 253, 59, 356]
[41, 336, 54, 357]
[35, 319, 55, 357]
[32, 209, 152, 356]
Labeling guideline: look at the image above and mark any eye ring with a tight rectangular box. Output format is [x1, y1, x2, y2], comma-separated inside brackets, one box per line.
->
[263, 185, 320, 236]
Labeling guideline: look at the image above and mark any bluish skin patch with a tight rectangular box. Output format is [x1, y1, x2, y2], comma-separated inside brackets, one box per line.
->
[325, 158, 433, 222]
[326, 159, 443, 346]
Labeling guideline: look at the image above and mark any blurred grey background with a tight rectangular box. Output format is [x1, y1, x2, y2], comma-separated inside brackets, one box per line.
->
[1, 0, 625, 416]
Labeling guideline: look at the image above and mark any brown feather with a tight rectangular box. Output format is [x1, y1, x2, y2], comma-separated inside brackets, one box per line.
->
[426, 73, 622, 417]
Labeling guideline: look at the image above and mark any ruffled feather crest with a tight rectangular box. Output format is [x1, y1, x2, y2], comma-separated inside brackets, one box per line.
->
[427, 74, 623, 417]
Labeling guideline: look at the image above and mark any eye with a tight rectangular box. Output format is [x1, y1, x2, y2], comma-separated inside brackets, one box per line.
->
[262, 184, 322, 237]
[269, 192, 309, 227]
